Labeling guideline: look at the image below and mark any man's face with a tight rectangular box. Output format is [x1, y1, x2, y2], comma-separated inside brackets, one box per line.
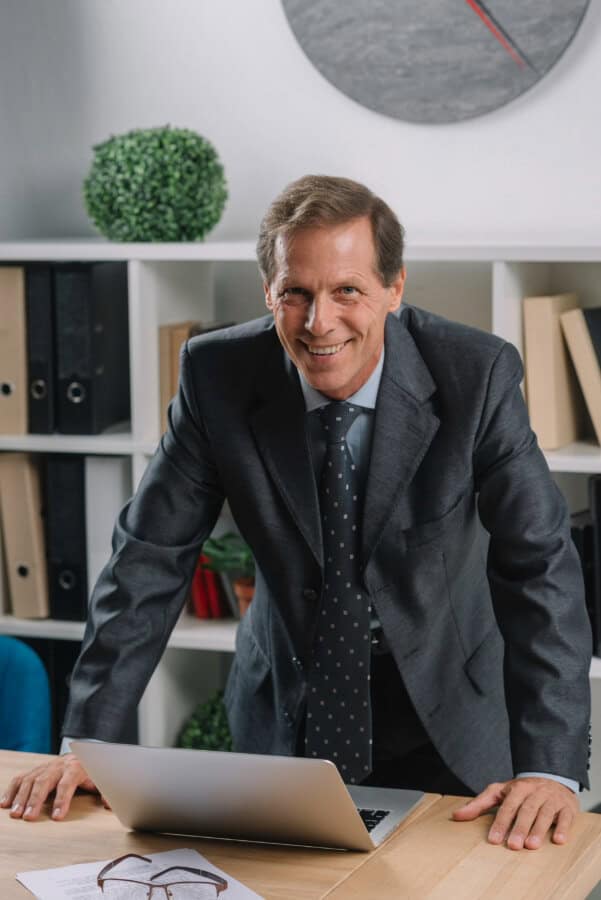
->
[264, 216, 406, 400]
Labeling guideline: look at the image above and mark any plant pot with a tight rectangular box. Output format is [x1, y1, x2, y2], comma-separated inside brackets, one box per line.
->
[233, 577, 254, 617]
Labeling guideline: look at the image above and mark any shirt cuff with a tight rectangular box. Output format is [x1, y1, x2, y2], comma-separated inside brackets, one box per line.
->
[60, 736, 105, 755]
[515, 771, 579, 793]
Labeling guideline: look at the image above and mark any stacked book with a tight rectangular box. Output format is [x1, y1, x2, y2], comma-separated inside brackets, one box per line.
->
[523, 293, 601, 653]
[189, 554, 239, 620]
[159, 319, 234, 433]
[523, 292, 601, 450]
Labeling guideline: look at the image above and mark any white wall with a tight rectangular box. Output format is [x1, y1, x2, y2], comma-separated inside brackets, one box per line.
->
[0, 0, 600, 245]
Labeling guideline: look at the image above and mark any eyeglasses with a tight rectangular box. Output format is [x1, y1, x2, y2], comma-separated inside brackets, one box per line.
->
[97, 853, 228, 899]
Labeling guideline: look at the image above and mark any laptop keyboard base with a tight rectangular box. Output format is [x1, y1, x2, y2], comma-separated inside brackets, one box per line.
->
[358, 808, 390, 832]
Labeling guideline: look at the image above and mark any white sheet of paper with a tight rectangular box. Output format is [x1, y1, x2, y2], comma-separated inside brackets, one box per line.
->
[17, 847, 264, 899]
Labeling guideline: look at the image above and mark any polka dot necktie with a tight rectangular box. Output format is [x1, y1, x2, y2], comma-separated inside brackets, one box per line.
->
[304, 401, 373, 784]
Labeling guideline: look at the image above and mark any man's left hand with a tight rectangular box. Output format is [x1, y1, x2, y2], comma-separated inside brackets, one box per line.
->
[452, 777, 579, 850]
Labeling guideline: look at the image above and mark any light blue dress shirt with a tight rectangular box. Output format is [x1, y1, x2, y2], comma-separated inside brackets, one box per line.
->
[297, 348, 578, 794]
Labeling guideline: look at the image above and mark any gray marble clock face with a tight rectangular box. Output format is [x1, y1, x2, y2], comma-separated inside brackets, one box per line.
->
[281, 0, 590, 123]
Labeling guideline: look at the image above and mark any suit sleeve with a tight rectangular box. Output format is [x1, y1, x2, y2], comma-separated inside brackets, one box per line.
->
[62, 342, 225, 741]
[474, 342, 592, 786]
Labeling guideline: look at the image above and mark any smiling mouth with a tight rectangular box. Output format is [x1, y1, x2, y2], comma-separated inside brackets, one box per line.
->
[305, 340, 350, 356]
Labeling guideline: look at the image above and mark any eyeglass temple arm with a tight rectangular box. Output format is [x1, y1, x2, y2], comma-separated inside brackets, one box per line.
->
[97, 853, 153, 883]
[151, 866, 228, 888]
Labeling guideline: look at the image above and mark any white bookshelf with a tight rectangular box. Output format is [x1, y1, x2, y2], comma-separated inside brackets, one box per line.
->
[1, 240, 600, 799]
[0, 239, 258, 262]
[0, 613, 237, 651]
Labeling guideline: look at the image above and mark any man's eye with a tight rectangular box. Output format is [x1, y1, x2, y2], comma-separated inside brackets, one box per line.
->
[280, 288, 308, 304]
[339, 286, 358, 296]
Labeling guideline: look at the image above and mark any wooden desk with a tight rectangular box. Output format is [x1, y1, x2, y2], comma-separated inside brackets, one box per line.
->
[2, 751, 601, 899]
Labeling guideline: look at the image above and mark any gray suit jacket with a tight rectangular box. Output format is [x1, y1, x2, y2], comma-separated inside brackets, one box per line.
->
[62, 305, 592, 792]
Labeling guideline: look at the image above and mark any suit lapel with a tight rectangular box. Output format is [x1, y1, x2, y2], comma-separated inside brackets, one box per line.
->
[250, 333, 323, 569]
[361, 313, 440, 567]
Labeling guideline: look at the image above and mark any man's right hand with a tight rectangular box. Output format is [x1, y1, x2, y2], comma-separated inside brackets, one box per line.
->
[0, 753, 101, 821]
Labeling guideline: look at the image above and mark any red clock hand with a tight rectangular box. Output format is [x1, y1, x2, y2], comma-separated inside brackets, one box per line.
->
[464, 0, 536, 71]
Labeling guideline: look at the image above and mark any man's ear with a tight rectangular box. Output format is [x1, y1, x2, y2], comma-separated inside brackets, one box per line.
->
[264, 281, 274, 312]
[388, 267, 406, 312]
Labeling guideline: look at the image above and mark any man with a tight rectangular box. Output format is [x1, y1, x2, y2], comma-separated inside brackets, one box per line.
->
[2, 176, 591, 851]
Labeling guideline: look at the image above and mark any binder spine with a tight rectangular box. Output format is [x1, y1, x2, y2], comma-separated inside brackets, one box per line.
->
[0, 266, 28, 434]
[0, 453, 49, 618]
[590, 476, 601, 656]
[26, 264, 56, 433]
[93, 262, 131, 432]
[54, 263, 130, 434]
[45, 455, 88, 621]
[54, 265, 94, 434]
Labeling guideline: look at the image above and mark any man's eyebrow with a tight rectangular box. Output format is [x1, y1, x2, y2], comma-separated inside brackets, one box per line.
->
[335, 274, 369, 286]
[277, 275, 307, 287]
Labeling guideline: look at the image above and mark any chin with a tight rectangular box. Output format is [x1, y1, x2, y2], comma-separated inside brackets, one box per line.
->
[306, 373, 350, 399]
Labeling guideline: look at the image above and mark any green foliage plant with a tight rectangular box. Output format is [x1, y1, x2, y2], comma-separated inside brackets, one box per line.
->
[203, 532, 255, 580]
[177, 690, 233, 752]
[83, 125, 227, 241]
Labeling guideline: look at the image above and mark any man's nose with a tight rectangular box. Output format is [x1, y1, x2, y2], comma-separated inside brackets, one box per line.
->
[305, 295, 336, 335]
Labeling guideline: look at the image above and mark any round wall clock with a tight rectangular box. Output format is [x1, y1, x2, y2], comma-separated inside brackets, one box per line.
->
[281, 0, 591, 124]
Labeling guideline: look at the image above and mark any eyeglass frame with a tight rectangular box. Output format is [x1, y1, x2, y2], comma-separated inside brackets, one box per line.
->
[97, 852, 228, 896]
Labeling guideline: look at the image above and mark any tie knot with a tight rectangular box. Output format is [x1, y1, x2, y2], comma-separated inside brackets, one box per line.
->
[318, 401, 362, 444]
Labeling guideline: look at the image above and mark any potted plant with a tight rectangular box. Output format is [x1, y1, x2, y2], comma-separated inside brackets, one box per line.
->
[83, 124, 227, 242]
[202, 532, 255, 617]
[177, 689, 233, 752]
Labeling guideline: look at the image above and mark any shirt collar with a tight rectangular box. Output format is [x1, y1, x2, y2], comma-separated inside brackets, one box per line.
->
[297, 348, 385, 413]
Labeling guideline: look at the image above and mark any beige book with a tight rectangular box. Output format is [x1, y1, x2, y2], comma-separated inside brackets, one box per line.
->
[170, 323, 198, 396]
[0, 267, 27, 434]
[159, 324, 174, 434]
[560, 307, 601, 446]
[0, 453, 49, 618]
[523, 292, 586, 449]
[158, 321, 199, 434]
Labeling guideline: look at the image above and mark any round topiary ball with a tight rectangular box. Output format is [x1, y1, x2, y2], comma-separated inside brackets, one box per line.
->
[82, 125, 228, 242]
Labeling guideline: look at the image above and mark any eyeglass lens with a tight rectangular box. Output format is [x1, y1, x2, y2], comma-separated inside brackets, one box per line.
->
[102, 879, 220, 899]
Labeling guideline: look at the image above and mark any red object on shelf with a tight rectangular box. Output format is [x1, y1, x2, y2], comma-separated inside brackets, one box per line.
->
[190, 555, 212, 618]
[190, 554, 229, 619]
[204, 564, 226, 618]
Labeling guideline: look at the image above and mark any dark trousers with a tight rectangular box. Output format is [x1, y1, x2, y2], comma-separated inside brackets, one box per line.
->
[362, 741, 473, 796]
[368, 649, 474, 796]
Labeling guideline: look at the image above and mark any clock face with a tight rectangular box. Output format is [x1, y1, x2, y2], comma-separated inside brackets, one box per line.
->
[281, 0, 590, 123]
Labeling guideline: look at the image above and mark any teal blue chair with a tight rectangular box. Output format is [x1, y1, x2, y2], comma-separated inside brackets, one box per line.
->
[0, 636, 51, 753]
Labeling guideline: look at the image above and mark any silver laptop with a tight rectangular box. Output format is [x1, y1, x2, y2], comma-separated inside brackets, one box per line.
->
[72, 740, 423, 852]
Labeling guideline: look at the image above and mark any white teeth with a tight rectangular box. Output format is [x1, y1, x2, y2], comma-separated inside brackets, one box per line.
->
[307, 342, 347, 356]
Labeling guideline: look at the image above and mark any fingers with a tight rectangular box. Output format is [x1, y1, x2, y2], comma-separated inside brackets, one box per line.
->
[1, 767, 58, 819]
[51, 765, 86, 821]
[1, 755, 96, 821]
[482, 779, 578, 850]
[452, 782, 506, 820]
[523, 800, 557, 850]
[6, 769, 59, 820]
[1, 772, 33, 812]
[552, 805, 576, 845]
[503, 793, 545, 850]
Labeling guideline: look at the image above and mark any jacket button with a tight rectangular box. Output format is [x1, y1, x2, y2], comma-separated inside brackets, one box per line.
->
[302, 588, 317, 601]
[292, 656, 303, 672]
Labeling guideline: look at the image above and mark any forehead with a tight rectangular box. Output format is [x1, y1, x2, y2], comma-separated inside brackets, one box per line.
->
[272, 217, 378, 282]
